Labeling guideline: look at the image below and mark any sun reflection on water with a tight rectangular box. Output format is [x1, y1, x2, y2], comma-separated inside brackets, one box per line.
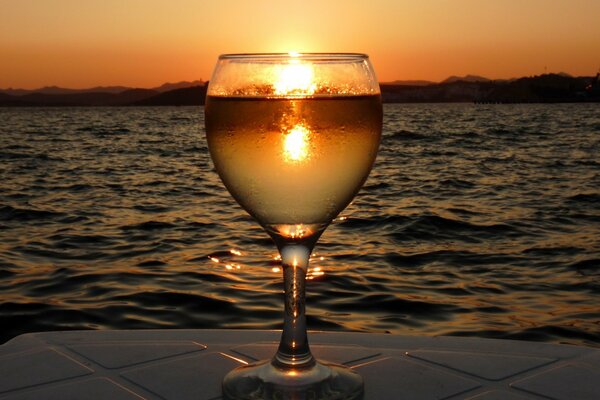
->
[206, 246, 326, 280]
[207, 250, 245, 272]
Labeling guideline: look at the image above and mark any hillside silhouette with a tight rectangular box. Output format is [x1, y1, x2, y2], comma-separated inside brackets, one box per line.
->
[132, 86, 207, 106]
[0, 89, 159, 106]
[1, 74, 598, 106]
[381, 73, 599, 103]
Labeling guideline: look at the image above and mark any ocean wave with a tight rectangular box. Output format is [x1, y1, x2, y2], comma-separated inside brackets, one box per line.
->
[1, 104, 599, 347]
[121, 221, 177, 231]
[0, 205, 65, 222]
[389, 129, 429, 141]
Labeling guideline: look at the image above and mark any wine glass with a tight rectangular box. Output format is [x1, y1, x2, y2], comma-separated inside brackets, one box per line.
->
[205, 53, 382, 400]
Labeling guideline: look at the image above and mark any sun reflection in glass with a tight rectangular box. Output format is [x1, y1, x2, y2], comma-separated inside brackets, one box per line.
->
[283, 124, 310, 162]
[273, 61, 316, 96]
[273, 223, 313, 239]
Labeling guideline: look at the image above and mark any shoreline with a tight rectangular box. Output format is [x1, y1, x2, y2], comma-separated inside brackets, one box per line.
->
[1, 73, 599, 106]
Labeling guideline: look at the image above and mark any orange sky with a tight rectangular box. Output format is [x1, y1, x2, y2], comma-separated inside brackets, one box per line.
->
[1, 0, 599, 89]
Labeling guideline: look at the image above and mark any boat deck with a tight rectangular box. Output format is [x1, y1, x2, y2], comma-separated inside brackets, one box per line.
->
[0, 330, 599, 399]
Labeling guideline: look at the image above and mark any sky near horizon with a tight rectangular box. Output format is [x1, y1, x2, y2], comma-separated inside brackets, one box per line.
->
[1, 0, 599, 89]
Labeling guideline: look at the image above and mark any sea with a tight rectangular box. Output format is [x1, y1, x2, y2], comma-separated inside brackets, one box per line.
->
[1, 104, 599, 347]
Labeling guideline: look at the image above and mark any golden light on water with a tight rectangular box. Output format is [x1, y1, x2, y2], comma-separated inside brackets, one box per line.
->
[307, 266, 325, 280]
[207, 251, 243, 271]
[273, 61, 316, 96]
[283, 124, 310, 162]
[206, 246, 326, 280]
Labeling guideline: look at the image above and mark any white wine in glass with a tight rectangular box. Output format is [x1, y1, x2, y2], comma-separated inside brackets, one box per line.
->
[205, 53, 382, 400]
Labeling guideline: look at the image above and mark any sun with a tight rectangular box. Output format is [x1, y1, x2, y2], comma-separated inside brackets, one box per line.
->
[273, 61, 316, 96]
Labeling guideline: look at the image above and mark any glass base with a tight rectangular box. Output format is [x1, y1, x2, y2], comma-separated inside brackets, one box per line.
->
[222, 359, 364, 400]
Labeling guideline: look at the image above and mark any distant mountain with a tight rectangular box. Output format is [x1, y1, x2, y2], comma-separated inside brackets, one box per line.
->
[0, 85, 207, 107]
[112, 89, 161, 105]
[0, 92, 16, 101]
[0, 81, 203, 96]
[0, 88, 158, 106]
[0, 88, 35, 96]
[1, 75, 598, 106]
[0, 85, 132, 96]
[556, 72, 573, 78]
[39, 85, 132, 95]
[381, 73, 598, 103]
[153, 80, 204, 92]
[133, 86, 206, 106]
[442, 75, 491, 83]
[475, 73, 594, 103]
[381, 80, 484, 103]
[384, 80, 434, 86]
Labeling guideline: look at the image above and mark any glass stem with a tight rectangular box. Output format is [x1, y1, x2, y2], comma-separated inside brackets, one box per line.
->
[273, 244, 315, 370]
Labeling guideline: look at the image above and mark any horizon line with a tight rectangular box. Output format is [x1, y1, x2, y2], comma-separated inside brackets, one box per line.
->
[2, 71, 598, 92]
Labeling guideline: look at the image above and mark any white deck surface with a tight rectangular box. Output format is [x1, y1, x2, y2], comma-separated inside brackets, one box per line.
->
[0, 330, 599, 399]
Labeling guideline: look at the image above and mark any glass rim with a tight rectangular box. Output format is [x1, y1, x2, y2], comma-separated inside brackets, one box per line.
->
[218, 52, 370, 61]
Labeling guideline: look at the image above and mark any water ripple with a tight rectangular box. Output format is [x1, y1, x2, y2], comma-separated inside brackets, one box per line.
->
[0, 104, 599, 347]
